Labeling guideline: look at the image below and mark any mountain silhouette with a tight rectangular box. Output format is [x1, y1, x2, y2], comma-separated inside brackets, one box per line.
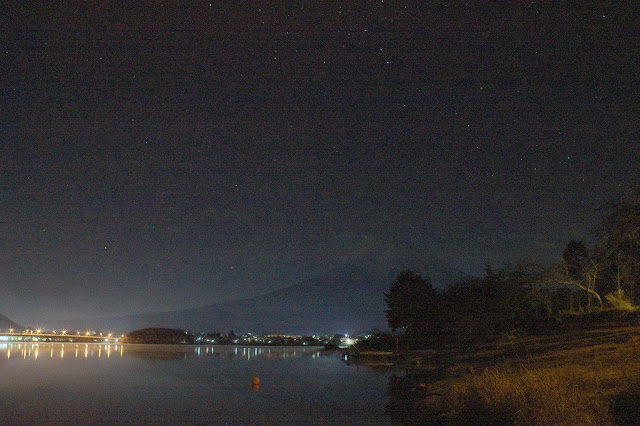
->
[54, 240, 462, 334]
[0, 313, 24, 330]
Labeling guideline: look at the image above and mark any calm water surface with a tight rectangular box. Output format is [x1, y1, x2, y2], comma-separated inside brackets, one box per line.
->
[0, 343, 391, 424]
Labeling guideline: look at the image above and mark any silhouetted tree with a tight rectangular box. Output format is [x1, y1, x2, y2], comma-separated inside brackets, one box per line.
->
[563, 240, 588, 281]
[443, 263, 553, 339]
[384, 270, 435, 337]
[596, 187, 640, 301]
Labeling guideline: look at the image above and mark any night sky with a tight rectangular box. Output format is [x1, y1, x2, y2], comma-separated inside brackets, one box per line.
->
[1, 2, 638, 324]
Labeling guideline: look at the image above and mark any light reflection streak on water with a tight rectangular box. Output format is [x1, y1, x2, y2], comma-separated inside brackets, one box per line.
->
[0, 343, 322, 362]
[0, 343, 123, 361]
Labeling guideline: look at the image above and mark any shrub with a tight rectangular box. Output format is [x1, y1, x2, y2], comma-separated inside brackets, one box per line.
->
[605, 290, 639, 312]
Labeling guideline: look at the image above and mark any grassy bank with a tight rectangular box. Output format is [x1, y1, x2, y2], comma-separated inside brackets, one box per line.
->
[356, 324, 640, 424]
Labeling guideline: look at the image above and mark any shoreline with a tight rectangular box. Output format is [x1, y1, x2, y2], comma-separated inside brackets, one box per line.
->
[346, 324, 640, 424]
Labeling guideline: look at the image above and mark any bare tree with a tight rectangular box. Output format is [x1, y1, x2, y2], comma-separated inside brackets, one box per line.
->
[550, 258, 603, 310]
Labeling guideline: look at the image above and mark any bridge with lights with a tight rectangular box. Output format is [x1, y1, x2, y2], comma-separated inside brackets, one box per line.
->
[0, 330, 120, 343]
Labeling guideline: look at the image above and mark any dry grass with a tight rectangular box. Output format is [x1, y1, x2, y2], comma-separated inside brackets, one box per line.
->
[420, 326, 640, 424]
[446, 365, 612, 424]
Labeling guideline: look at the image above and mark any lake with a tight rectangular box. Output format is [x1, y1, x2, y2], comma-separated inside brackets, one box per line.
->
[0, 343, 392, 424]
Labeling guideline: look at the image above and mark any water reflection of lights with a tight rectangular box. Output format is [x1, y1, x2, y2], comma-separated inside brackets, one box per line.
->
[0, 343, 321, 361]
[190, 346, 320, 361]
[0, 343, 124, 361]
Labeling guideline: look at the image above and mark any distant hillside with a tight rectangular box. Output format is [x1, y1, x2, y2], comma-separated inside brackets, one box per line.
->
[122, 328, 195, 344]
[55, 240, 463, 334]
[0, 313, 23, 330]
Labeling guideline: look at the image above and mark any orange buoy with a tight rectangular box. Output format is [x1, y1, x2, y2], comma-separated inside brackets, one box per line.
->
[251, 376, 260, 391]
